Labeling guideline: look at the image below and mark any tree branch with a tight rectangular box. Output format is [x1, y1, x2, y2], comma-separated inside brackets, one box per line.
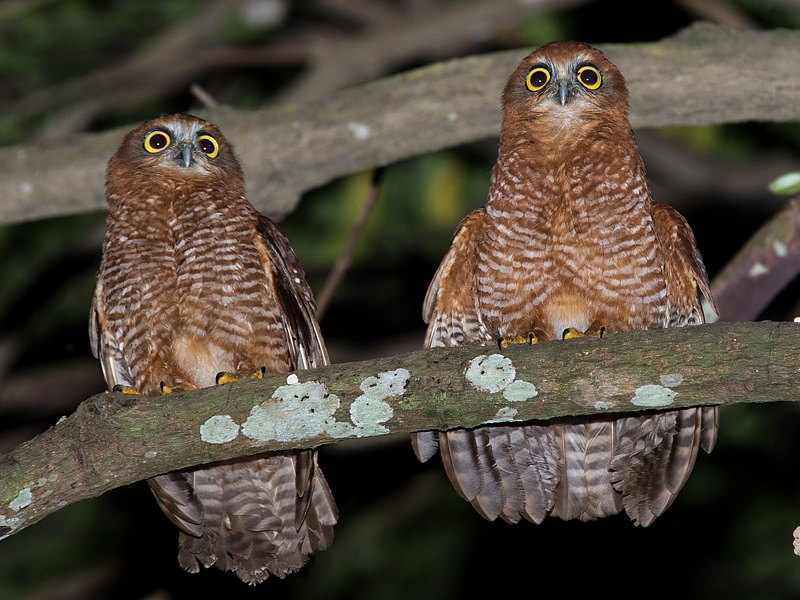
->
[2, 23, 800, 226]
[711, 196, 800, 321]
[1, 320, 797, 540]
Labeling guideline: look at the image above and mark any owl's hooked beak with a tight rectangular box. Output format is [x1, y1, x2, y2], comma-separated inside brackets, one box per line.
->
[178, 143, 192, 168]
[557, 81, 572, 106]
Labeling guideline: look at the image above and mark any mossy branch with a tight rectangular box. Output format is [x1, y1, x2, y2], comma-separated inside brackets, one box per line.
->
[1, 320, 798, 540]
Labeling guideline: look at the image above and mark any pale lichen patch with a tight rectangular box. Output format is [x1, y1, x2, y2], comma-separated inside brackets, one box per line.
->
[348, 368, 408, 436]
[594, 401, 615, 410]
[659, 373, 684, 387]
[749, 262, 768, 277]
[502, 379, 538, 402]
[486, 407, 520, 423]
[322, 417, 356, 438]
[774, 239, 788, 257]
[242, 380, 354, 442]
[466, 354, 515, 393]
[632, 384, 676, 407]
[350, 396, 393, 436]
[200, 415, 240, 444]
[0, 514, 20, 539]
[9, 488, 32, 511]
[360, 368, 410, 400]
[348, 122, 371, 140]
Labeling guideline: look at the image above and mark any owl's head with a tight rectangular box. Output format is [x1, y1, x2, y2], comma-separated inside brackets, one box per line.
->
[501, 40, 630, 135]
[106, 114, 244, 187]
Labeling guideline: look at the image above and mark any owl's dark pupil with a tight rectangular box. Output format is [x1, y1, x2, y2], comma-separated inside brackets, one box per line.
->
[580, 70, 598, 86]
[150, 133, 167, 148]
[531, 72, 547, 87]
[199, 138, 214, 154]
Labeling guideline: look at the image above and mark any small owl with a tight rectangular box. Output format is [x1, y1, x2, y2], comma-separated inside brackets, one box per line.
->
[413, 41, 717, 526]
[90, 114, 337, 583]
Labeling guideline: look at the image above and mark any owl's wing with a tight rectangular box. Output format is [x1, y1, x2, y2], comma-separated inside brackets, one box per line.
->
[89, 281, 135, 390]
[651, 202, 717, 325]
[255, 215, 334, 528]
[414, 208, 492, 463]
[422, 208, 492, 349]
[256, 215, 329, 372]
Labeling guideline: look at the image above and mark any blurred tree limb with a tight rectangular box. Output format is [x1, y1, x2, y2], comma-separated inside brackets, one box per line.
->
[712, 195, 800, 321]
[0, 320, 798, 540]
[1, 23, 800, 226]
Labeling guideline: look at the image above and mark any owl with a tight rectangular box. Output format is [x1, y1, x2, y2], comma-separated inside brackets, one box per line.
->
[412, 41, 717, 526]
[90, 114, 337, 583]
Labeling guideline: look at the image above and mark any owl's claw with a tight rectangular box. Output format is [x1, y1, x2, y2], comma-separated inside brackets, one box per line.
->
[498, 333, 538, 349]
[112, 382, 172, 395]
[113, 384, 139, 394]
[562, 326, 606, 340]
[216, 366, 267, 385]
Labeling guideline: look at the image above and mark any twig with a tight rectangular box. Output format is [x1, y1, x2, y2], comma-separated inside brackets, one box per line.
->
[316, 171, 382, 321]
[190, 83, 220, 110]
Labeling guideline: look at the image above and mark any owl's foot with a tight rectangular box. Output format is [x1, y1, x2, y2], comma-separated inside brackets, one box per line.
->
[112, 382, 172, 394]
[216, 366, 267, 385]
[498, 333, 538, 349]
[113, 384, 139, 394]
[562, 326, 606, 340]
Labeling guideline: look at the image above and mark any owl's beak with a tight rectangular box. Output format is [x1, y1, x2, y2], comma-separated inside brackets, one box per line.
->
[178, 144, 192, 168]
[558, 81, 572, 106]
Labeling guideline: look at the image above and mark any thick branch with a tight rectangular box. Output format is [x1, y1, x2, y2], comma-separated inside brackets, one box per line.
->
[1, 320, 798, 540]
[1, 23, 800, 226]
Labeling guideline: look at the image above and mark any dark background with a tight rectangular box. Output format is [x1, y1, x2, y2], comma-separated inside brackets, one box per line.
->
[1, 1, 799, 599]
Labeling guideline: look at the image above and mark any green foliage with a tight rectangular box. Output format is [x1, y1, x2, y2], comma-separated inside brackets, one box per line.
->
[769, 172, 800, 195]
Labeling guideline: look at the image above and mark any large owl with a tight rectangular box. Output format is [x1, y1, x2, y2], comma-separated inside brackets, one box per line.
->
[412, 41, 717, 526]
[90, 114, 337, 583]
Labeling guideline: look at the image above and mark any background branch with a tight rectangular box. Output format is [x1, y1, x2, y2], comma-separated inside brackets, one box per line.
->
[2, 23, 800, 226]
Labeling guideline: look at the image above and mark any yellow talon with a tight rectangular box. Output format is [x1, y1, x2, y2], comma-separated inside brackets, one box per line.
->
[216, 367, 267, 385]
[562, 327, 586, 340]
[498, 333, 538, 349]
[113, 384, 140, 394]
[160, 382, 173, 394]
[216, 371, 238, 385]
[249, 366, 266, 379]
[563, 326, 607, 340]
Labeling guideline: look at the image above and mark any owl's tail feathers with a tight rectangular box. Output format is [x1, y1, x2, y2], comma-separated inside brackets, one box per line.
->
[149, 450, 337, 585]
[419, 406, 717, 526]
[611, 406, 718, 526]
[550, 420, 623, 521]
[435, 425, 560, 524]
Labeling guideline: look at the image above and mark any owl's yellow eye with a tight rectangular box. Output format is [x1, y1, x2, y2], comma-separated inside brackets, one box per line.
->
[143, 130, 171, 153]
[577, 65, 602, 90]
[197, 134, 219, 158]
[525, 67, 551, 92]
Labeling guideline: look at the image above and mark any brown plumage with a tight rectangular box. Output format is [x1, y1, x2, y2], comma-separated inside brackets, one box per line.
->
[90, 114, 337, 583]
[412, 41, 717, 526]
